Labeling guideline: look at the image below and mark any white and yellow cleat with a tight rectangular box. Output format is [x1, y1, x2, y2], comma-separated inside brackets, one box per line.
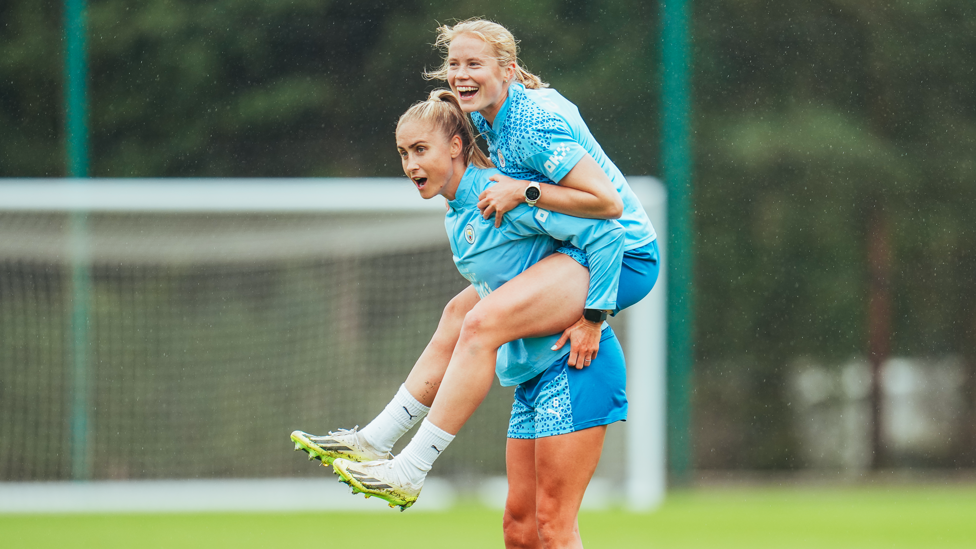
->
[331, 458, 422, 511]
[290, 428, 391, 466]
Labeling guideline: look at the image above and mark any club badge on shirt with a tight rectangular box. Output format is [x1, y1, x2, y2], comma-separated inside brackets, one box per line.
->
[464, 223, 475, 244]
[497, 151, 506, 168]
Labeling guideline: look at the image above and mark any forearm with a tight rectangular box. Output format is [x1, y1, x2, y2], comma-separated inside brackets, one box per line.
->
[576, 228, 624, 310]
[532, 182, 619, 219]
[548, 154, 623, 219]
[479, 155, 622, 224]
[533, 213, 625, 311]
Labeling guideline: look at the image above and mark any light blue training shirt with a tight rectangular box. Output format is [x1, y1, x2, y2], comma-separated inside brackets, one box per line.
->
[471, 83, 656, 251]
[445, 164, 625, 387]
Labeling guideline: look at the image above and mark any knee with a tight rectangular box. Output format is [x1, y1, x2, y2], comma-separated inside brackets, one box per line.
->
[457, 306, 496, 348]
[503, 508, 538, 549]
[457, 304, 513, 354]
[443, 291, 473, 324]
[534, 499, 574, 548]
[429, 293, 473, 350]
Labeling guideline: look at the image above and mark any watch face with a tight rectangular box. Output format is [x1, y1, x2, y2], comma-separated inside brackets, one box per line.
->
[525, 186, 541, 201]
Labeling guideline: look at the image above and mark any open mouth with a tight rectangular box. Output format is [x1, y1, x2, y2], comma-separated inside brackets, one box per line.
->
[456, 86, 478, 100]
[413, 177, 428, 189]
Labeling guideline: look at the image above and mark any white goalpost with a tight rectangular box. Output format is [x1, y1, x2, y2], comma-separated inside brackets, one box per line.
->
[0, 177, 666, 513]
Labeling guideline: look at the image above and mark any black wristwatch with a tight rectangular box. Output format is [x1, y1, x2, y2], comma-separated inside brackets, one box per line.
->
[583, 308, 608, 323]
[524, 182, 541, 207]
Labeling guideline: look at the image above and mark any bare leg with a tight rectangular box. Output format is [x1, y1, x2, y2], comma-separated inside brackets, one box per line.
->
[330, 255, 592, 504]
[504, 427, 606, 549]
[534, 427, 606, 549]
[427, 253, 588, 434]
[347, 286, 478, 454]
[349, 253, 581, 455]
[504, 438, 542, 549]
[403, 285, 480, 406]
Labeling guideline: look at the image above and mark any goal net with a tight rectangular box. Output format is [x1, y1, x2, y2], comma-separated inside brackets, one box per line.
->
[0, 178, 665, 510]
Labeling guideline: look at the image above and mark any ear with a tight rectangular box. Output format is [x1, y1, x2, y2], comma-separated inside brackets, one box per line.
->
[506, 63, 517, 83]
[450, 135, 463, 159]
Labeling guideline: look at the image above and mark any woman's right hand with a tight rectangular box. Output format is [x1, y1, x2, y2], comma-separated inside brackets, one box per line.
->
[478, 173, 527, 227]
[551, 315, 602, 369]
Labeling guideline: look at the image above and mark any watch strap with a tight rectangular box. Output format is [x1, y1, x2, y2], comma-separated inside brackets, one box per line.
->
[583, 309, 608, 323]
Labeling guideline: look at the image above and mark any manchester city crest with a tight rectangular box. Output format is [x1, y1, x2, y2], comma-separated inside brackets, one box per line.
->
[464, 223, 475, 244]
[497, 151, 506, 168]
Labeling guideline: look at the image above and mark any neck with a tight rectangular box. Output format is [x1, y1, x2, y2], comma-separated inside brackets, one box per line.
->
[441, 159, 469, 201]
[479, 87, 510, 126]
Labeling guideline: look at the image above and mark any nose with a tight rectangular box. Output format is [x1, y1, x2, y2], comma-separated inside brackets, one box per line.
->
[455, 64, 468, 80]
[404, 154, 418, 171]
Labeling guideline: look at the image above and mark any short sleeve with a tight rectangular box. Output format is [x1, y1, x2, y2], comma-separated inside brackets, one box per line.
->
[522, 139, 587, 184]
[507, 97, 587, 183]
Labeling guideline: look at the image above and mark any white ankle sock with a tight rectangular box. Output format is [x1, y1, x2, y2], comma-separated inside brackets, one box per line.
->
[360, 384, 430, 453]
[393, 418, 455, 485]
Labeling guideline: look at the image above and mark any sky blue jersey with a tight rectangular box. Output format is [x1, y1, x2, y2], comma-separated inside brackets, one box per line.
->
[446, 165, 625, 387]
[471, 83, 656, 251]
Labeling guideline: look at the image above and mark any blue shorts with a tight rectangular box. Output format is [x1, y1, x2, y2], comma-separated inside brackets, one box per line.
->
[557, 240, 660, 314]
[507, 326, 627, 439]
[616, 240, 660, 313]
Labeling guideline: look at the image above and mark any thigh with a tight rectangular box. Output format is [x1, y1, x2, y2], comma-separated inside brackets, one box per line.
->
[471, 252, 589, 343]
[534, 426, 607, 524]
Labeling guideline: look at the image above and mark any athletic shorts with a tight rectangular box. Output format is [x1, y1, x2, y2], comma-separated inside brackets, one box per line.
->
[557, 240, 660, 314]
[507, 326, 627, 439]
[615, 240, 660, 313]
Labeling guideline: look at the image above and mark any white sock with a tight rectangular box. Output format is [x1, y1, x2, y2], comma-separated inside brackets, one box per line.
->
[360, 384, 430, 453]
[393, 418, 455, 485]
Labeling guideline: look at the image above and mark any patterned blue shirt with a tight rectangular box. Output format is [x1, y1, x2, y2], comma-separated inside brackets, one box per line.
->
[446, 165, 625, 387]
[471, 83, 656, 251]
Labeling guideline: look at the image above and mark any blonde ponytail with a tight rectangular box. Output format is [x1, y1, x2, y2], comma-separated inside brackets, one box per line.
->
[398, 89, 493, 170]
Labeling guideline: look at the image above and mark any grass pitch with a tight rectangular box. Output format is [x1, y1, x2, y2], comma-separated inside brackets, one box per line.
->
[2, 485, 974, 549]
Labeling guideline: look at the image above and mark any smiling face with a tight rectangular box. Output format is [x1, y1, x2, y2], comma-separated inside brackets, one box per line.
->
[396, 120, 464, 201]
[447, 33, 515, 124]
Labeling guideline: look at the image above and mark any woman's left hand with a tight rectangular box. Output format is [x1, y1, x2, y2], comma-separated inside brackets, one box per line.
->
[551, 316, 603, 369]
[478, 174, 526, 228]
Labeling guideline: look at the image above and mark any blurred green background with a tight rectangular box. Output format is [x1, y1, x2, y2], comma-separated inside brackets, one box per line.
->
[2, 0, 975, 476]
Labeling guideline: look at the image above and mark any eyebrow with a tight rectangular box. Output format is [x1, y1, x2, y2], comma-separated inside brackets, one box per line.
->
[399, 140, 428, 150]
[448, 52, 487, 63]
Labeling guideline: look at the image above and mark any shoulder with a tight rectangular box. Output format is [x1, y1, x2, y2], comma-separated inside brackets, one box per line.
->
[510, 86, 564, 124]
[467, 166, 502, 194]
[504, 88, 573, 151]
[520, 87, 577, 118]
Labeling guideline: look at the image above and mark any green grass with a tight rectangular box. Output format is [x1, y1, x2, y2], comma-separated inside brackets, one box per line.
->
[3, 486, 975, 548]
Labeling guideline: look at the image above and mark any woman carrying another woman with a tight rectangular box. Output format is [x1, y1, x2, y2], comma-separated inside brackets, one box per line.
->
[292, 17, 658, 536]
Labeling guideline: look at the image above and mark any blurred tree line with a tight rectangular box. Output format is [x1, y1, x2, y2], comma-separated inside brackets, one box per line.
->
[2, 0, 974, 471]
